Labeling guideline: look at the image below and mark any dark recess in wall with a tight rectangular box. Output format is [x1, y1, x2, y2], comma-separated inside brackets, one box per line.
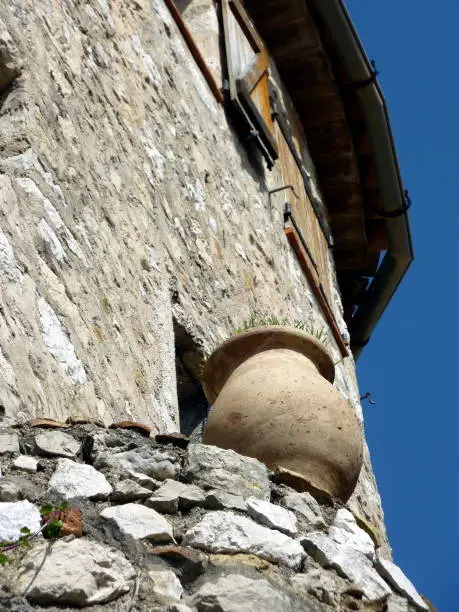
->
[173, 319, 208, 437]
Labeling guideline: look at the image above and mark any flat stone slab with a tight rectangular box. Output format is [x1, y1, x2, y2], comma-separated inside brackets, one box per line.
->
[183, 510, 304, 569]
[16, 537, 135, 605]
[48, 458, 112, 500]
[281, 490, 326, 530]
[35, 431, 81, 459]
[146, 479, 205, 513]
[204, 490, 247, 511]
[100, 503, 174, 542]
[246, 497, 297, 536]
[376, 555, 428, 610]
[301, 531, 391, 601]
[330, 508, 375, 560]
[192, 574, 291, 611]
[13, 455, 38, 472]
[183, 444, 270, 500]
[111, 479, 152, 502]
[0, 433, 19, 454]
[0, 500, 41, 542]
[95, 446, 179, 487]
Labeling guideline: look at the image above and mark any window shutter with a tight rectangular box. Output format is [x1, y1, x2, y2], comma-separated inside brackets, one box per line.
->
[221, 0, 278, 168]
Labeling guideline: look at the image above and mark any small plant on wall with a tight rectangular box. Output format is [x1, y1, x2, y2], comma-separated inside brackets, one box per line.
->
[234, 311, 328, 344]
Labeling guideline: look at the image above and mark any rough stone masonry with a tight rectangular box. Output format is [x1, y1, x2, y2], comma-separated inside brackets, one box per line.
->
[0, 423, 429, 611]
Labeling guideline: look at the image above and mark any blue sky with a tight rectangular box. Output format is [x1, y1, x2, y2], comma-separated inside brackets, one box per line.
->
[346, 1, 459, 609]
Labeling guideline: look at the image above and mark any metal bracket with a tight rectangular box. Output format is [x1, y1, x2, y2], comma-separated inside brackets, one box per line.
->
[268, 184, 300, 200]
[351, 60, 379, 90]
[371, 190, 412, 218]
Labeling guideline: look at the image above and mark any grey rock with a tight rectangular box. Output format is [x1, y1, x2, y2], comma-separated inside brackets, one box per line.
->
[111, 478, 152, 502]
[148, 569, 183, 602]
[146, 479, 205, 513]
[15, 537, 135, 605]
[192, 574, 291, 611]
[290, 567, 358, 608]
[35, 431, 81, 459]
[281, 491, 326, 530]
[13, 455, 38, 473]
[204, 490, 247, 511]
[0, 480, 22, 501]
[95, 446, 179, 487]
[375, 555, 428, 610]
[100, 502, 174, 542]
[246, 497, 297, 536]
[386, 594, 412, 612]
[0, 500, 41, 542]
[330, 508, 375, 559]
[183, 510, 304, 569]
[48, 458, 112, 500]
[0, 433, 19, 454]
[184, 444, 270, 500]
[302, 531, 391, 601]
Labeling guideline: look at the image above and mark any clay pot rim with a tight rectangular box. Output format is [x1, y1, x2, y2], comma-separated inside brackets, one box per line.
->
[203, 325, 335, 404]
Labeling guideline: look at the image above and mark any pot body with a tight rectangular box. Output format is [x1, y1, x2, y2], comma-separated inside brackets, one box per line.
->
[202, 327, 363, 502]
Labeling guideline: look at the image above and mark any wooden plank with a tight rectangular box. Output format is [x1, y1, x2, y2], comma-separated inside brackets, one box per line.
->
[164, 0, 223, 103]
[285, 224, 349, 357]
[274, 121, 333, 305]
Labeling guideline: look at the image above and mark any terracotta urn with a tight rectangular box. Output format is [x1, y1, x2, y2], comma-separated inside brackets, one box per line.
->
[202, 326, 363, 502]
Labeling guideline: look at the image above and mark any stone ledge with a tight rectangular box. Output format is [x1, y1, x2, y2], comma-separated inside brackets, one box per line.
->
[0, 423, 423, 611]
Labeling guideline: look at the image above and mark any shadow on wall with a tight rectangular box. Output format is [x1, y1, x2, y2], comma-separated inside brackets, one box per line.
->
[174, 319, 208, 438]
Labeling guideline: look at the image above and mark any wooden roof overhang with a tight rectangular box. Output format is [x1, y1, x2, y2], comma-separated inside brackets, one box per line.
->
[244, 0, 414, 357]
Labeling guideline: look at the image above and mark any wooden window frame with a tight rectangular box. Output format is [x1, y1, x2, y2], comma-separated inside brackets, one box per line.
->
[164, 0, 224, 104]
[220, 0, 278, 168]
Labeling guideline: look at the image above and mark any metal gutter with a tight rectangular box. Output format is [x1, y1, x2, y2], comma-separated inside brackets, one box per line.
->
[310, 0, 415, 359]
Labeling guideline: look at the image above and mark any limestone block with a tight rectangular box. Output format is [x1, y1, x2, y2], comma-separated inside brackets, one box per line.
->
[375, 555, 428, 610]
[111, 479, 152, 502]
[246, 497, 297, 536]
[95, 446, 179, 487]
[204, 490, 247, 511]
[0, 500, 41, 542]
[48, 458, 112, 500]
[192, 574, 291, 612]
[16, 537, 135, 605]
[281, 490, 326, 530]
[183, 510, 304, 569]
[0, 433, 19, 454]
[148, 569, 183, 602]
[100, 503, 174, 542]
[35, 431, 81, 459]
[329, 508, 375, 559]
[302, 531, 391, 601]
[183, 444, 270, 500]
[146, 479, 205, 513]
[13, 455, 38, 472]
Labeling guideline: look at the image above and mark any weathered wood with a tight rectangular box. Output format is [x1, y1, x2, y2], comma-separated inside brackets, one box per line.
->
[284, 224, 349, 357]
[164, 0, 223, 103]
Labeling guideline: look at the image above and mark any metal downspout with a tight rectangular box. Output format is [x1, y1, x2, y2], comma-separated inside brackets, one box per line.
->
[310, 0, 415, 359]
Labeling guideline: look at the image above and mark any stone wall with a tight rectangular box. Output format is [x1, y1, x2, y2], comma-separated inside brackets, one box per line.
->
[0, 423, 428, 611]
[0, 0, 387, 566]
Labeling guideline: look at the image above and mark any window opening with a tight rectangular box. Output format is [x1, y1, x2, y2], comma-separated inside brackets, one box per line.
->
[221, 0, 278, 168]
